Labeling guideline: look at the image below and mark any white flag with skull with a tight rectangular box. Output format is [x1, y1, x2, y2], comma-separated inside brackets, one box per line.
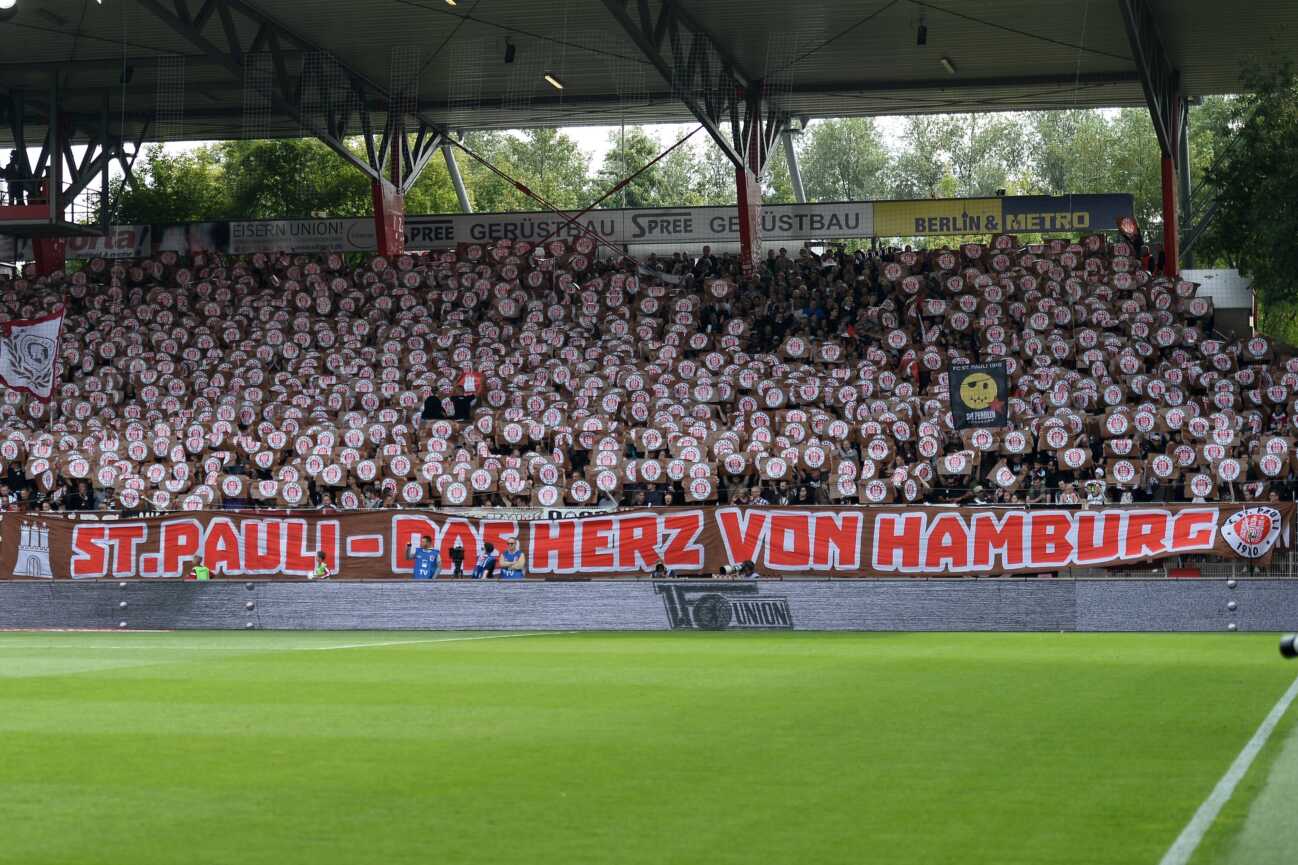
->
[0, 307, 64, 402]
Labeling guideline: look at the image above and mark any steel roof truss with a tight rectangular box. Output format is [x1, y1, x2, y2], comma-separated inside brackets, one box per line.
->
[1118, 0, 1180, 158]
[606, 0, 787, 176]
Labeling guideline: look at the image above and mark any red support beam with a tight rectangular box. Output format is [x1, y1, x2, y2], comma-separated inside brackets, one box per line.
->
[33, 237, 67, 276]
[30, 173, 66, 277]
[1161, 155, 1178, 277]
[371, 132, 406, 259]
[735, 168, 761, 276]
[735, 110, 764, 276]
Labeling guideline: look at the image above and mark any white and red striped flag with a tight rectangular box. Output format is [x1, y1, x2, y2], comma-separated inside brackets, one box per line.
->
[0, 306, 65, 402]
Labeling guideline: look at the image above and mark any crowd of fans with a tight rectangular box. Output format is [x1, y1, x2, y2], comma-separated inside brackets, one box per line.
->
[0, 229, 1293, 515]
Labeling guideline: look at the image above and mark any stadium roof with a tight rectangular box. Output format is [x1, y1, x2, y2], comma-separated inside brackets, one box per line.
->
[0, 0, 1295, 147]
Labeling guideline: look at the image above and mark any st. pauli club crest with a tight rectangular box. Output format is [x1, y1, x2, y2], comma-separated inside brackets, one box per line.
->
[0, 306, 66, 402]
[1219, 507, 1284, 560]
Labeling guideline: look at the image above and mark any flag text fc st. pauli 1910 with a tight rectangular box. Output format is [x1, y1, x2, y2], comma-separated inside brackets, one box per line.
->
[1, 504, 1290, 580]
[0, 307, 65, 402]
[949, 362, 1009, 429]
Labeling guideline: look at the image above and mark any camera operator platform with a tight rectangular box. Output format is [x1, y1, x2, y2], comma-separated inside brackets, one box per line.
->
[0, 169, 107, 276]
[2, 78, 122, 277]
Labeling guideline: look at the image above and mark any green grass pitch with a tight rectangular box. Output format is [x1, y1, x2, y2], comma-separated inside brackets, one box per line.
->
[1, 631, 1296, 865]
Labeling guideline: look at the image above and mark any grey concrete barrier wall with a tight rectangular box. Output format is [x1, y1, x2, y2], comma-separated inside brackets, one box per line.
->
[1, 580, 1294, 632]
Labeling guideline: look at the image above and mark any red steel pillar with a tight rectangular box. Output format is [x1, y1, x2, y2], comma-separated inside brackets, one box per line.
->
[735, 105, 764, 276]
[735, 168, 761, 277]
[33, 237, 67, 276]
[1160, 95, 1180, 278]
[371, 132, 405, 259]
[35, 87, 69, 277]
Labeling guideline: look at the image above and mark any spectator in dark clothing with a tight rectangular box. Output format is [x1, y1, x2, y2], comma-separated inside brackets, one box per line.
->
[4, 152, 24, 205]
[450, 385, 475, 422]
[3, 462, 26, 493]
[696, 245, 719, 278]
[421, 393, 448, 421]
[65, 480, 97, 512]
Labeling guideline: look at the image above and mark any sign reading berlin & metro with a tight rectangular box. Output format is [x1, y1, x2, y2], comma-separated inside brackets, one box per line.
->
[949, 362, 1008, 429]
[1, 504, 1289, 581]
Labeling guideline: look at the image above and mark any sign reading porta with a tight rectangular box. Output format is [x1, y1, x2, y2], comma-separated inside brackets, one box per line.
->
[1, 504, 1288, 581]
[11, 225, 150, 261]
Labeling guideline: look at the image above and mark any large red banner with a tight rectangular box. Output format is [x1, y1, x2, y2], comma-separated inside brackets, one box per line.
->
[0, 504, 1290, 580]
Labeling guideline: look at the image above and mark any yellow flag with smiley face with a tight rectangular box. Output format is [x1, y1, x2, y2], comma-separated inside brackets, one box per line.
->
[950, 362, 1009, 429]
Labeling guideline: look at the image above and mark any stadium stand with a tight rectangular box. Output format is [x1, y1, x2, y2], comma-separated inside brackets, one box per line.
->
[0, 231, 1292, 515]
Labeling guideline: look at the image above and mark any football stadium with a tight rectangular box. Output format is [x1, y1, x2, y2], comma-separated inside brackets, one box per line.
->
[3, 1, 1298, 863]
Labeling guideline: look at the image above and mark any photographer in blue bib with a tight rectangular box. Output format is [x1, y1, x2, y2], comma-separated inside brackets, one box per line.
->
[405, 535, 441, 580]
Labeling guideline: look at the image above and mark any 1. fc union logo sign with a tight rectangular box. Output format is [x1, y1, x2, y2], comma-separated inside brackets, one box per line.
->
[654, 583, 794, 630]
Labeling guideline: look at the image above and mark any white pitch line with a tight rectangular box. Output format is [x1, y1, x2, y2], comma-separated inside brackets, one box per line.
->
[290, 632, 566, 651]
[0, 637, 222, 649]
[1158, 672, 1298, 865]
[0, 632, 570, 652]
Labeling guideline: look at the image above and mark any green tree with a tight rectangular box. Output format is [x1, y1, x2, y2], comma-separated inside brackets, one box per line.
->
[888, 116, 951, 199]
[1203, 64, 1298, 337]
[465, 129, 590, 212]
[220, 138, 373, 219]
[693, 135, 739, 205]
[1098, 109, 1164, 231]
[108, 144, 230, 224]
[651, 137, 701, 207]
[1182, 95, 1240, 267]
[762, 139, 795, 204]
[108, 136, 466, 223]
[887, 114, 1025, 201]
[595, 126, 665, 209]
[798, 117, 890, 201]
[403, 147, 466, 216]
[1025, 109, 1117, 195]
[945, 114, 1026, 197]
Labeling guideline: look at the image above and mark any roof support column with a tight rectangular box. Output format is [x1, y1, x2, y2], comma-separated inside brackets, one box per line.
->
[372, 121, 405, 258]
[1160, 116, 1179, 277]
[600, 0, 787, 273]
[443, 143, 472, 213]
[33, 76, 66, 276]
[1176, 98, 1191, 227]
[136, 0, 448, 242]
[1119, 0, 1182, 275]
[782, 129, 806, 204]
[736, 96, 766, 274]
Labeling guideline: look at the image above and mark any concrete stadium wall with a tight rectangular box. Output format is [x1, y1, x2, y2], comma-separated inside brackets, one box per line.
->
[0, 580, 1292, 632]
